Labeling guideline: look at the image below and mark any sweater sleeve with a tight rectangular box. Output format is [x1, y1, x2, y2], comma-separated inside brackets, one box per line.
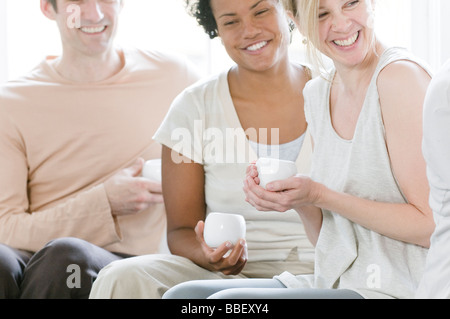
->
[0, 106, 121, 252]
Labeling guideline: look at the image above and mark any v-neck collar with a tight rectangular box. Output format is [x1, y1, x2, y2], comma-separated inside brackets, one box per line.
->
[216, 69, 310, 168]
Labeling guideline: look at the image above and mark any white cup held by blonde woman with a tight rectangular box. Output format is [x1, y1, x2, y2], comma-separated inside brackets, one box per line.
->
[255, 157, 297, 189]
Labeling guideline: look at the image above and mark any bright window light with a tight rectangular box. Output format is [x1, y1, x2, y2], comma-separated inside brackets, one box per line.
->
[0, 0, 438, 83]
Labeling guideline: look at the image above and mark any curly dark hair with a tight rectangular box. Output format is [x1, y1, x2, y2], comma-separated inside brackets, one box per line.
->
[185, 0, 218, 39]
[186, 0, 297, 39]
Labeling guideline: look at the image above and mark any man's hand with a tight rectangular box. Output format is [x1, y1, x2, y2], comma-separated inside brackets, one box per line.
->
[104, 158, 164, 216]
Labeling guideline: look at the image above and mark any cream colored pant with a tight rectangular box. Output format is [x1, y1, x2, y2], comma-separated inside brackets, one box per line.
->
[89, 250, 313, 299]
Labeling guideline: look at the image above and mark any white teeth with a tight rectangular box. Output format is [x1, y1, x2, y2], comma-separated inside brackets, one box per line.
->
[246, 41, 268, 51]
[333, 32, 359, 47]
[80, 26, 106, 34]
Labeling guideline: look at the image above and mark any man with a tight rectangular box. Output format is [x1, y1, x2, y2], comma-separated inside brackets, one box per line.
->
[0, 0, 199, 298]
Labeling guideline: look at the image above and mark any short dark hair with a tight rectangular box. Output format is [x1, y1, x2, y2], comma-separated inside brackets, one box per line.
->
[47, 0, 58, 11]
[185, 0, 218, 39]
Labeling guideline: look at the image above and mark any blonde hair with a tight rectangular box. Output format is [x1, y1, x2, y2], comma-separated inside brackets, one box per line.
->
[281, 0, 297, 16]
[293, 0, 327, 74]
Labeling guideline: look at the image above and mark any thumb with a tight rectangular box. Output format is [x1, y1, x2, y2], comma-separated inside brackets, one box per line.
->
[195, 220, 206, 243]
[125, 157, 145, 177]
[266, 175, 302, 192]
[195, 220, 205, 237]
[266, 179, 289, 192]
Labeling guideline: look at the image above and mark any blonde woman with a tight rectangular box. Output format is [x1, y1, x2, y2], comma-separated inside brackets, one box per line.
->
[165, 0, 433, 299]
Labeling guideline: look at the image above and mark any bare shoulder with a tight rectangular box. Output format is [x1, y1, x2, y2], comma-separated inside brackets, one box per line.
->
[377, 60, 431, 99]
[291, 62, 312, 84]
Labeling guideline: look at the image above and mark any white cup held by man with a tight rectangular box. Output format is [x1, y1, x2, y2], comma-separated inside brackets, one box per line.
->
[255, 157, 297, 189]
[203, 212, 246, 248]
[142, 159, 162, 182]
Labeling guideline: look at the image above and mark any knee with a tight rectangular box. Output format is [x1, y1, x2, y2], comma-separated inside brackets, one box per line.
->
[21, 238, 119, 298]
[21, 238, 95, 293]
[39, 237, 91, 267]
[94, 255, 166, 289]
[95, 258, 137, 285]
[91, 255, 181, 299]
[0, 244, 26, 276]
[91, 257, 154, 298]
[0, 244, 30, 298]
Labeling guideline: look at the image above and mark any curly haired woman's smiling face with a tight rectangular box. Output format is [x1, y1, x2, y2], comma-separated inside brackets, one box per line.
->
[210, 0, 291, 73]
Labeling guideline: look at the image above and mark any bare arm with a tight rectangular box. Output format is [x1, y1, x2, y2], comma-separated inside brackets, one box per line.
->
[244, 61, 434, 248]
[375, 60, 434, 246]
[162, 146, 247, 275]
[245, 170, 432, 248]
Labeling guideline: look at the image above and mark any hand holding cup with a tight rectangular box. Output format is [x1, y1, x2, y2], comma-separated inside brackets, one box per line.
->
[255, 157, 297, 189]
[196, 212, 247, 275]
[142, 159, 162, 182]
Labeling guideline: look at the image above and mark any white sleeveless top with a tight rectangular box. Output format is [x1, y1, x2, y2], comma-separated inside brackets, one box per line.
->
[154, 70, 315, 267]
[276, 47, 431, 299]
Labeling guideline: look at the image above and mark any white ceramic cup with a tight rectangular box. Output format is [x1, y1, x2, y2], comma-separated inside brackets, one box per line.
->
[203, 212, 246, 248]
[255, 157, 297, 189]
[142, 159, 162, 182]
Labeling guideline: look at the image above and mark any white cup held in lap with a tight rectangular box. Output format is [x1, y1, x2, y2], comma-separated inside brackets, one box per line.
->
[203, 212, 246, 248]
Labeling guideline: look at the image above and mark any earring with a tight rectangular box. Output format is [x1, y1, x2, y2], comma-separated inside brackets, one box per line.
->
[302, 38, 308, 45]
[288, 20, 296, 32]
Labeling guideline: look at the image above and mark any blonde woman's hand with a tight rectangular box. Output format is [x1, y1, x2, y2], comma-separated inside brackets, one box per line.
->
[243, 172, 322, 213]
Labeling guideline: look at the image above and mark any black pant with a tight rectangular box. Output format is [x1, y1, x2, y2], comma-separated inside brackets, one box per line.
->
[0, 238, 128, 299]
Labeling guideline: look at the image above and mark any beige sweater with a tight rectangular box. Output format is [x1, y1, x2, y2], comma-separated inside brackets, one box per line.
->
[0, 48, 199, 255]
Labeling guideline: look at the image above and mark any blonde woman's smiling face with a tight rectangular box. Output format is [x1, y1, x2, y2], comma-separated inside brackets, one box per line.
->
[316, 0, 376, 68]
